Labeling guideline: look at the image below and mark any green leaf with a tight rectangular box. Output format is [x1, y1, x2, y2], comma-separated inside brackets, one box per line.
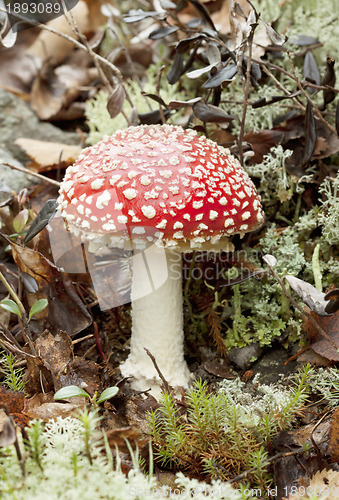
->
[97, 386, 119, 404]
[13, 209, 29, 234]
[54, 386, 90, 400]
[28, 299, 48, 321]
[0, 299, 22, 318]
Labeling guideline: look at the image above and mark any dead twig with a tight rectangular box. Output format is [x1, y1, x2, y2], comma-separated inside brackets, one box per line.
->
[144, 347, 170, 394]
[93, 321, 107, 362]
[287, 51, 337, 137]
[238, 16, 258, 164]
[0, 161, 61, 187]
[0, 7, 123, 85]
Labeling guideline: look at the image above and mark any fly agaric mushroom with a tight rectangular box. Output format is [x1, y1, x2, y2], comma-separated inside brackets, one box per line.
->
[58, 124, 264, 396]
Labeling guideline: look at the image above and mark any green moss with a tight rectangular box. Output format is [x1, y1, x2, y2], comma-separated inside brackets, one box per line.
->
[0, 351, 27, 392]
[149, 367, 311, 492]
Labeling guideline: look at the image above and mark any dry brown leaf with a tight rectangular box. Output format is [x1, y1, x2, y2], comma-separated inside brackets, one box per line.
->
[287, 469, 339, 500]
[204, 359, 236, 379]
[15, 138, 82, 172]
[211, 0, 250, 35]
[34, 330, 101, 395]
[0, 386, 25, 414]
[306, 310, 339, 362]
[0, 29, 40, 96]
[30, 52, 97, 121]
[23, 392, 85, 421]
[106, 426, 149, 453]
[329, 408, 339, 462]
[26, 1, 92, 65]
[9, 240, 92, 336]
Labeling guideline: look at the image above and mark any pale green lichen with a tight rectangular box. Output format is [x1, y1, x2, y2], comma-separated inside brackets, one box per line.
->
[222, 82, 294, 135]
[218, 366, 311, 439]
[85, 64, 185, 145]
[318, 171, 339, 246]
[216, 140, 338, 349]
[255, 0, 339, 80]
[306, 367, 339, 407]
[0, 412, 241, 500]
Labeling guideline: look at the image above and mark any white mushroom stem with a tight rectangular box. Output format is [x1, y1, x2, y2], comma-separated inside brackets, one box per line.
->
[120, 246, 190, 396]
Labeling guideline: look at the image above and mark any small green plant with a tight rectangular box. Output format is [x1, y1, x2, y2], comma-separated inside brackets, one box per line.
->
[0, 269, 48, 355]
[0, 350, 27, 392]
[0, 298, 48, 322]
[54, 385, 119, 409]
[25, 420, 46, 472]
[148, 367, 311, 491]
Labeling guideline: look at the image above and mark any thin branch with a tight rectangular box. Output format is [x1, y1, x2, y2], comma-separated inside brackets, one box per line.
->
[1, 161, 61, 187]
[60, 0, 114, 93]
[238, 22, 257, 164]
[0, 319, 21, 349]
[144, 347, 170, 393]
[0, 338, 37, 358]
[287, 51, 337, 136]
[303, 82, 339, 93]
[156, 65, 167, 125]
[261, 65, 305, 112]
[0, 7, 123, 84]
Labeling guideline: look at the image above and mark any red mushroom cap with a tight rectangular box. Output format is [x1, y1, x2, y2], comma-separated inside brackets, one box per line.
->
[58, 124, 264, 250]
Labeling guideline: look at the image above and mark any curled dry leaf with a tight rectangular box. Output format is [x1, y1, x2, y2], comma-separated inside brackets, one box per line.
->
[202, 63, 237, 89]
[23, 393, 82, 421]
[24, 199, 58, 245]
[106, 427, 149, 453]
[303, 51, 321, 88]
[168, 97, 201, 109]
[262, 254, 277, 268]
[308, 311, 339, 363]
[0, 40, 39, 96]
[285, 275, 332, 316]
[203, 359, 236, 379]
[302, 101, 317, 166]
[321, 56, 336, 108]
[30, 58, 97, 121]
[0, 416, 17, 447]
[34, 330, 101, 394]
[329, 407, 339, 463]
[262, 19, 286, 46]
[324, 289, 339, 315]
[107, 84, 125, 119]
[288, 469, 339, 500]
[193, 101, 237, 123]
